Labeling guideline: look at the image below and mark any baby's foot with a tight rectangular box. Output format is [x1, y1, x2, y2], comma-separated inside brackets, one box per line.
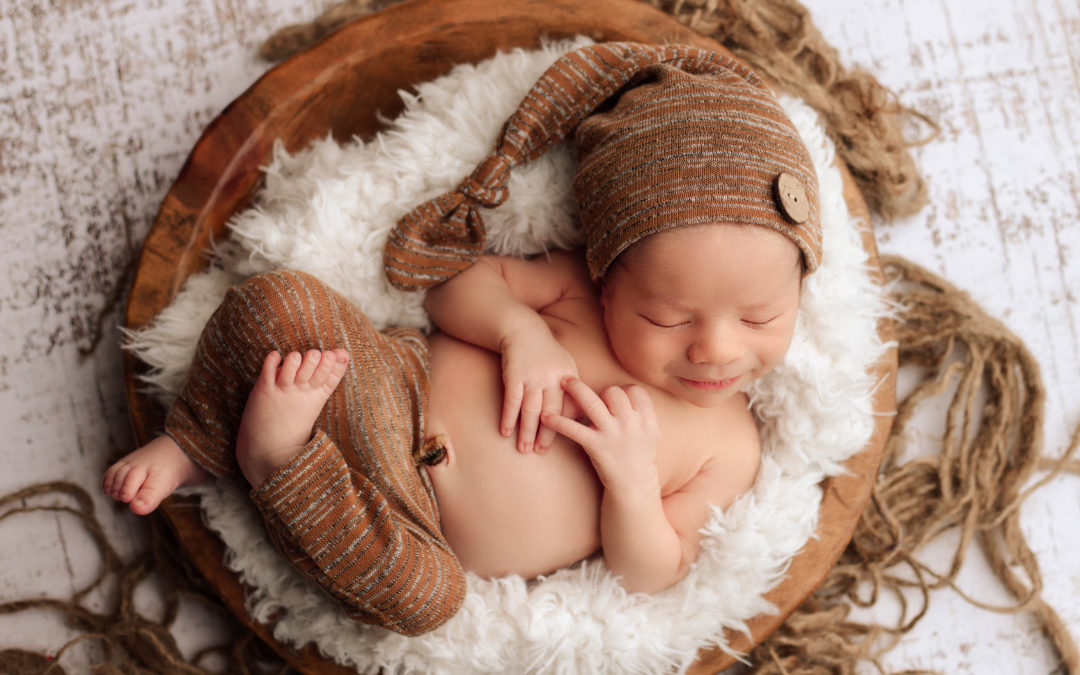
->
[236, 349, 350, 487]
[102, 435, 211, 515]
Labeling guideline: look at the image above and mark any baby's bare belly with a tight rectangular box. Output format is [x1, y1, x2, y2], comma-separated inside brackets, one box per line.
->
[424, 333, 602, 579]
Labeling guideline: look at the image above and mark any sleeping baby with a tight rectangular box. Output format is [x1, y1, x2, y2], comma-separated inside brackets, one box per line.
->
[102, 42, 820, 636]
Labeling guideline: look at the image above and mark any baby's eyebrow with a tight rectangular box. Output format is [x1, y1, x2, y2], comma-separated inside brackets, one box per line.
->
[640, 291, 690, 310]
[638, 286, 786, 312]
[741, 300, 780, 311]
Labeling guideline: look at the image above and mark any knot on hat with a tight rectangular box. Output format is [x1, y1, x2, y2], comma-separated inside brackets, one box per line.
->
[383, 193, 486, 292]
[383, 154, 513, 291]
[460, 154, 512, 207]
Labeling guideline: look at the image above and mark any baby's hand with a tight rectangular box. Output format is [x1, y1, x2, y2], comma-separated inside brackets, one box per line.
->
[541, 377, 661, 497]
[500, 331, 580, 453]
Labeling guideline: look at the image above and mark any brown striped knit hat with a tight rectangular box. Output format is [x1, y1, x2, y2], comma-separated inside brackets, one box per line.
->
[384, 42, 821, 290]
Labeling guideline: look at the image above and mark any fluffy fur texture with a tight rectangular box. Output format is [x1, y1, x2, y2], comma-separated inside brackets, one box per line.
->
[125, 38, 889, 674]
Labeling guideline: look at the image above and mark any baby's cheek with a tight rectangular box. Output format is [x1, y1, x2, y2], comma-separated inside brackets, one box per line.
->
[643, 339, 680, 379]
[760, 333, 793, 370]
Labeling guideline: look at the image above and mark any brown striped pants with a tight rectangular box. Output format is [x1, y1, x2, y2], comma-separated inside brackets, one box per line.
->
[164, 270, 465, 636]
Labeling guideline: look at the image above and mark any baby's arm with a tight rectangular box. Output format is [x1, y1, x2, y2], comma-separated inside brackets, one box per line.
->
[424, 250, 585, 452]
[542, 377, 748, 593]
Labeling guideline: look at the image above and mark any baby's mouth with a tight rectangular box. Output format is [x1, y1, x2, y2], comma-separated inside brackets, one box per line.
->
[678, 375, 740, 391]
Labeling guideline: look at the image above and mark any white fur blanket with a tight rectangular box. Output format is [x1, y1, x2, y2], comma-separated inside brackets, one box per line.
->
[126, 38, 889, 675]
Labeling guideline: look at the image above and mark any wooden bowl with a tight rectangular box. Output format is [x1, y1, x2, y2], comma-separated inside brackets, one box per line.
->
[123, 0, 896, 671]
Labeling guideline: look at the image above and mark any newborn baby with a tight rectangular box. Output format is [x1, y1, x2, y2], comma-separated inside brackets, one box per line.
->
[103, 42, 820, 636]
[422, 224, 801, 586]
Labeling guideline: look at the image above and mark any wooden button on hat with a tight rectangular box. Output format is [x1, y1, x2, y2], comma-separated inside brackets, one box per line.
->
[775, 172, 811, 224]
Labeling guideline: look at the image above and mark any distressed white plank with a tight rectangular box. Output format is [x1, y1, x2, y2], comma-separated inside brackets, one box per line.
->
[0, 0, 332, 662]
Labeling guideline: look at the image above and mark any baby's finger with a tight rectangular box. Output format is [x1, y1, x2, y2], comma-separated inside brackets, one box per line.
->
[501, 382, 524, 439]
[561, 377, 610, 428]
[560, 394, 584, 423]
[536, 425, 557, 453]
[518, 387, 543, 452]
[540, 410, 595, 449]
[601, 385, 634, 417]
[626, 384, 654, 414]
[535, 387, 563, 452]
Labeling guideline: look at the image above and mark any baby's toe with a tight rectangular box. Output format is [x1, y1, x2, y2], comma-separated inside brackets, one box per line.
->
[330, 349, 350, 373]
[311, 350, 347, 388]
[259, 351, 283, 382]
[295, 349, 322, 383]
[308, 351, 331, 380]
[276, 351, 303, 385]
[103, 462, 131, 500]
[117, 466, 148, 502]
[130, 491, 158, 515]
[102, 463, 119, 495]
[130, 474, 168, 515]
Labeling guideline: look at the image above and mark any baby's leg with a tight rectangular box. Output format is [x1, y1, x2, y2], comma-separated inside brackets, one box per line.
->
[102, 436, 210, 515]
[154, 269, 464, 635]
[235, 349, 349, 487]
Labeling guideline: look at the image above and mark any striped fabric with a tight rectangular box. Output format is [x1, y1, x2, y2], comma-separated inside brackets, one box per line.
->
[383, 41, 821, 290]
[165, 270, 465, 635]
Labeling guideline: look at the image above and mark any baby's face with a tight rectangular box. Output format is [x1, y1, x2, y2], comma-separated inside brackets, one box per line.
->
[601, 224, 802, 408]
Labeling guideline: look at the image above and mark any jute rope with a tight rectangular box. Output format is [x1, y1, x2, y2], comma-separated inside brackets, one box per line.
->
[0, 481, 290, 675]
[5, 1, 1076, 672]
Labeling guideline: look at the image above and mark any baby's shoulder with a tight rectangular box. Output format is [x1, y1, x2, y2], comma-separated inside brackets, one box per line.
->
[658, 394, 761, 504]
[701, 398, 760, 503]
[535, 247, 592, 296]
[529, 249, 599, 324]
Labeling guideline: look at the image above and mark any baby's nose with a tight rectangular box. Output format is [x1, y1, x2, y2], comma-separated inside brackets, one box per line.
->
[687, 325, 745, 366]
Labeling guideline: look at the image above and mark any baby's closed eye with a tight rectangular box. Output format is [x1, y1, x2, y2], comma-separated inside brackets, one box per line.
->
[741, 314, 781, 328]
[640, 313, 689, 329]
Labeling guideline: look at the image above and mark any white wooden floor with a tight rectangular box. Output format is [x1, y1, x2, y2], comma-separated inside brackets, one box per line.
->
[1, 0, 1077, 672]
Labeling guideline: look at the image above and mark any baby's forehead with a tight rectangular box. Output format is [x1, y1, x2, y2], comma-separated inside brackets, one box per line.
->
[614, 223, 802, 268]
